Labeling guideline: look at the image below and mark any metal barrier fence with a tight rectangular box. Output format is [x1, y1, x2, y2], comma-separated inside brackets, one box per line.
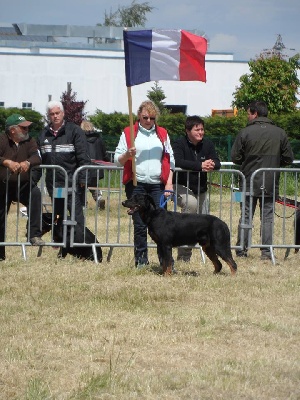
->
[71, 165, 247, 264]
[249, 168, 300, 264]
[1, 163, 299, 265]
[0, 165, 69, 260]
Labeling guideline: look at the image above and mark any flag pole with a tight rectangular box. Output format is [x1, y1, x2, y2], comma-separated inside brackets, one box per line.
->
[127, 86, 137, 186]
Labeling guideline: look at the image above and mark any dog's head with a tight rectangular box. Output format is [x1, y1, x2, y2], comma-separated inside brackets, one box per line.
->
[122, 194, 156, 215]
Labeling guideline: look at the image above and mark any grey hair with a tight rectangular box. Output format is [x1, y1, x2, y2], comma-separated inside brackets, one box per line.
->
[46, 101, 64, 114]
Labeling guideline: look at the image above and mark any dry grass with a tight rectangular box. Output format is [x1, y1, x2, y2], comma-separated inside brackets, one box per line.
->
[0, 245, 300, 399]
[0, 192, 300, 399]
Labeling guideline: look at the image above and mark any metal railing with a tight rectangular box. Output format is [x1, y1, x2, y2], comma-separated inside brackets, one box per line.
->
[1, 163, 299, 266]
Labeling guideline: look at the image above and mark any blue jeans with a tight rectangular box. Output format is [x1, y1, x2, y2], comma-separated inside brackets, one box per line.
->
[125, 181, 165, 266]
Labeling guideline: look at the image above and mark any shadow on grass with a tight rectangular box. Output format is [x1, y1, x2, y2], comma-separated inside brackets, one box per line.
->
[148, 263, 200, 277]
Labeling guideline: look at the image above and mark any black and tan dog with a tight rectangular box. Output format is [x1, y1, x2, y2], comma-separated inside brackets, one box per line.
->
[122, 194, 237, 275]
[283, 203, 300, 259]
[41, 213, 102, 262]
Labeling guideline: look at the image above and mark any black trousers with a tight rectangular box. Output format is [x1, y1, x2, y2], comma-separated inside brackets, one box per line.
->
[0, 182, 42, 260]
[125, 181, 165, 266]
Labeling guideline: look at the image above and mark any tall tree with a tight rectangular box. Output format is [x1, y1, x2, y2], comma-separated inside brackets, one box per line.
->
[232, 53, 300, 114]
[60, 83, 87, 125]
[99, 1, 154, 27]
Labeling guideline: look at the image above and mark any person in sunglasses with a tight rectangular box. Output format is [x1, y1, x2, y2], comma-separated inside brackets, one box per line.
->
[114, 100, 175, 268]
[0, 114, 44, 260]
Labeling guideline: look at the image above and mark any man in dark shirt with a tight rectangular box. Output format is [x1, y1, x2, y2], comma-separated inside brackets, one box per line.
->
[231, 100, 294, 260]
[0, 114, 44, 260]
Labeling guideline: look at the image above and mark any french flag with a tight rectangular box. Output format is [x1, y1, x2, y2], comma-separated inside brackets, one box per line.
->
[124, 29, 207, 87]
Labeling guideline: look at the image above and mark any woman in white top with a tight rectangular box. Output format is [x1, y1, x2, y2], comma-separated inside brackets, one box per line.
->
[114, 100, 175, 268]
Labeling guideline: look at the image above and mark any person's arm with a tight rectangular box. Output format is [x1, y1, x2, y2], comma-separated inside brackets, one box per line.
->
[280, 133, 294, 166]
[164, 134, 174, 193]
[165, 169, 173, 192]
[26, 138, 42, 167]
[100, 139, 111, 162]
[231, 132, 244, 165]
[206, 140, 221, 170]
[2, 159, 21, 174]
[74, 126, 91, 167]
[114, 132, 136, 166]
[30, 135, 43, 184]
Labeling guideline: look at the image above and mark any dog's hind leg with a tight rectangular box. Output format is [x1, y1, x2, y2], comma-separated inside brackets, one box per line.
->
[223, 257, 237, 275]
[202, 245, 223, 274]
[216, 249, 237, 275]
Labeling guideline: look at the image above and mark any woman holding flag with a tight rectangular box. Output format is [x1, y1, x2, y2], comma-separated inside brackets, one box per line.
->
[114, 100, 175, 269]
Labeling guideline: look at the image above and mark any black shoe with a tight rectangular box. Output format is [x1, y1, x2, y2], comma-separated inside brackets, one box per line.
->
[177, 256, 191, 262]
[260, 254, 272, 261]
[236, 252, 247, 258]
[98, 199, 105, 210]
[30, 236, 45, 246]
[135, 261, 149, 269]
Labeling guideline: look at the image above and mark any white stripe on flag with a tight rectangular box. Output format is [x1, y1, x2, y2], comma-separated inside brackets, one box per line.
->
[150, 30, 181, 81]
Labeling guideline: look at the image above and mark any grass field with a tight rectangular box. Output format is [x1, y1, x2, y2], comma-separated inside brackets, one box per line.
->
[1, 203, 300, 399]
[0, 247, 299, 399]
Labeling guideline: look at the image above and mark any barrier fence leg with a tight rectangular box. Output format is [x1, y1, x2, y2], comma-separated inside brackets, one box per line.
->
[21, 244, 27, 261]
[107, 246, 114, 262]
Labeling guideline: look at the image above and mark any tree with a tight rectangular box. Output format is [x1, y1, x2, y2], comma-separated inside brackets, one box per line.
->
[99, 1, 154, 27]
[232, 53, 300, 114]
[60, 83, 87, 125]
[147, 81, 168, 114]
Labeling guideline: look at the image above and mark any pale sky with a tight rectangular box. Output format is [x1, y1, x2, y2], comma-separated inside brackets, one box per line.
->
[0, 0, 299, 61]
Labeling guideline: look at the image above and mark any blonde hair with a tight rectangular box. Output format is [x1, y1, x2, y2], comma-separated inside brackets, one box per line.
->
[80, 120, 94, 132]
[137, 100, 160, 118]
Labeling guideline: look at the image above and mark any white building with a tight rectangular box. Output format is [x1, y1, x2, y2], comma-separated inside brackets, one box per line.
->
[0, 23, 292, 118]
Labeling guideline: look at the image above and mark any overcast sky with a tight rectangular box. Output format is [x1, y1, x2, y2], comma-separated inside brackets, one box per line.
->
[1, 0, 299, 61]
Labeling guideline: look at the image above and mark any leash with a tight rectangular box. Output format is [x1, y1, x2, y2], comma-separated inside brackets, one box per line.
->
[160, 190, 177, 211]
[275, 196, 299, 219]
[210, 181, 299, 212]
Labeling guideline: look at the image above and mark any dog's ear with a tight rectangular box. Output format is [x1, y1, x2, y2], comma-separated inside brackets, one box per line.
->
[145, 194, 156, 209]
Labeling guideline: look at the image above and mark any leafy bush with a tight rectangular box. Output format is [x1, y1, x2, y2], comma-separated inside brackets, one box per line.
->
[2, 106, 297, 160]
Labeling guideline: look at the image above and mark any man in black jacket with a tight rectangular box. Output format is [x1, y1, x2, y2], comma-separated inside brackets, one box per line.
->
[172, 115, 221, 262]
[36, 101, 91, 243]
[231, 100, 294, 260]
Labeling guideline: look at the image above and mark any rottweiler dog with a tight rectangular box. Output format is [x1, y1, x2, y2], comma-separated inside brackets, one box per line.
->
[41, 213, 102, 262]
[278, 197, 300, 259]
[122, 194, 237, 275]
[295, 209, 300, 253]
[284, 207, 300, 259]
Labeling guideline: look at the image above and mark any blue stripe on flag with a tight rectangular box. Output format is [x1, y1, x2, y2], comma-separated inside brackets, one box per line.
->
[124, 30, 152, 87]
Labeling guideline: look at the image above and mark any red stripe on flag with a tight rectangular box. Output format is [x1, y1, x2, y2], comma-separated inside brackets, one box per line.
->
[179, 30, 207, 82]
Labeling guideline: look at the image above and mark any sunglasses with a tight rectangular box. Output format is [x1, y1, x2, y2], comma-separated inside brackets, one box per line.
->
[141, 116, 156, 121]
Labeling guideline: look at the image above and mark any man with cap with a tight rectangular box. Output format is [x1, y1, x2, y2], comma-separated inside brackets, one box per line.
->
[0, 114, 44, 260]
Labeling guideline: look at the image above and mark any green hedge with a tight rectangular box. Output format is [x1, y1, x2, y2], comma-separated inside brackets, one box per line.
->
[1, 107, 299, 160]
[92, 109, 300, 160]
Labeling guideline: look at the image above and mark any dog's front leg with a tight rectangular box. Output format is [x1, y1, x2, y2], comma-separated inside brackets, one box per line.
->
[159, 244, 173, 276]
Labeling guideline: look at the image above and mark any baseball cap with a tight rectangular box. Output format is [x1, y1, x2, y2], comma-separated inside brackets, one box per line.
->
[5, 114, 32, 128]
